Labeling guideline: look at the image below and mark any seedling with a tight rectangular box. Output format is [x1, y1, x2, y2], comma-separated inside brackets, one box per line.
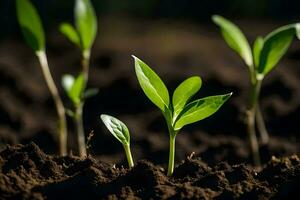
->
[213, 15, 300, 166]
[133, 56, 231, 175]
[101, 115, 134, 168]
[16, 0, 68, 156]
[60, 0, 98, 157]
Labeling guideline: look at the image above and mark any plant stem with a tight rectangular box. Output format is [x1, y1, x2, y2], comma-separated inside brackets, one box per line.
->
[72, 49, 91, 157]
[167, 134, 176, 176]
[246, 77, 262, 166]
[74, 103, 86, 157]
[123, 144, 134, 168]
[256, 105, 269, 145]
[82, 50, 90, 84]
[36, 51, 67, 156]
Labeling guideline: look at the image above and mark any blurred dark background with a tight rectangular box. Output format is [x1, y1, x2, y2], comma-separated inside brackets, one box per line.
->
[1, 0, 300, 38]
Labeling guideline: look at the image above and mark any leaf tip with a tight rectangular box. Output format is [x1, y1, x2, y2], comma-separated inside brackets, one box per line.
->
[295, 23, 300, 40]
[212, 15, 220, 22]
[131, 55, 139, 61]
[224, 92, 233, 100]
[100, 114, 108, 122]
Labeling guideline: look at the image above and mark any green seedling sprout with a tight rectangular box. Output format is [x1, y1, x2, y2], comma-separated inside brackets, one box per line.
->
[213, 15, 300, 166]
[133, 56, 232, 175]
[60, 0, 98, 157]
[16, 0, 68, 156]
[101, 114, 134, 168]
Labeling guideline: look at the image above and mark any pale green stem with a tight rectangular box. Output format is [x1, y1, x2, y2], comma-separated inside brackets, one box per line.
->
[167, 134, 176, 176]
[123, 144, 134, 168]
[246, 77, 262, 166]
[73, 49, 91, 157]
[74, 103, 86, 157]
[36, 51, 67, 156]
[256, 105, 269, 145]
[82, 50, 90, 84]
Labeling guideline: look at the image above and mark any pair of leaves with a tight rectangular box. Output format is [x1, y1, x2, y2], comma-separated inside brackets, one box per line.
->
[101, 115, 130, 145]
[60, 0, 97, 51]
[213, 15, 300, 76]
[62, 74, 85, 105]
[133, 56, 231, 131]
[62, 74, 99, 105]
[16, 0, 45, 52]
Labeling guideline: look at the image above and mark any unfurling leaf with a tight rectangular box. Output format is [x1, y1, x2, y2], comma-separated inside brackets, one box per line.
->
[133, 56, 170, 112]
[101, 114, 130, 145]
[16, 0, 45, 52]
[212, 15, 253, 67]
[174, 93, 232, 130]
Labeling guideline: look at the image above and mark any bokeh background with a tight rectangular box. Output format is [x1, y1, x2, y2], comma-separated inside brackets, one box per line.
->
[0, 0, 300, 167]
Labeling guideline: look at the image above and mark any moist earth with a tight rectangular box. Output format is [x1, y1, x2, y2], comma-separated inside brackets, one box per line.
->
[1, 143, 300, 200]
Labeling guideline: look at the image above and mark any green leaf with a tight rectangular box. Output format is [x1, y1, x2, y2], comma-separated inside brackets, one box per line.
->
[253, 36, 264, 68]
[174, 93, 232, 130]
[258, 24, 299, 75]
[212, 15, 253, 67]
[62, 74, 85, 105]
[59, 23, 81, 48]
[84, 88, 99, 99]
[172, 76, 202, 118]
[75, 0, 97, 50]
[133, 56, 170, 112]
[16, 0, 45, 52]
[101, 114, 130, 145]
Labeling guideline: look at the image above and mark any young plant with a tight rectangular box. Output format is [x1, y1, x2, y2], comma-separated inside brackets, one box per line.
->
[60, 0, 98, 157]
[213, 15, 300, 166]
[100, 114, 134, 168]
[16, 0, 68, 156]
[133, 56, 231, 175]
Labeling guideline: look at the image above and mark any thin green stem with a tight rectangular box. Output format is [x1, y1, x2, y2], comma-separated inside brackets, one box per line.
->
[82, 50, 90, 85]
[74, 103, 86, 157]
[246, 77, 262, 166]
[36, 51, 67, 156]
[123, 144, 134, 168]
[167, 134, 176, 176]
[256, 105, 269, 144]
[72, 49, 91, 157]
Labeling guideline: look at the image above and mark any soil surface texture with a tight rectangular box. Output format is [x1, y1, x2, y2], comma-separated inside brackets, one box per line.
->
[1, 143, 300, 200]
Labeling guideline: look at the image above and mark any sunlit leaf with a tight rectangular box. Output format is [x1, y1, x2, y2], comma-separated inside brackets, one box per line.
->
[172, 76, 202, 118]
[101, 114, 130, 145]
[212, 15, 253, 67]
[258, 24, 299, 75]
[253, 36, 264, 68]
[133, 56, 170, 112]
[16, 0, 45, 52]
[174, 93, 232, 130]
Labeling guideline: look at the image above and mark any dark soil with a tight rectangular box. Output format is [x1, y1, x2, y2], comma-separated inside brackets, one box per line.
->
[1, 142, 300, 200]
